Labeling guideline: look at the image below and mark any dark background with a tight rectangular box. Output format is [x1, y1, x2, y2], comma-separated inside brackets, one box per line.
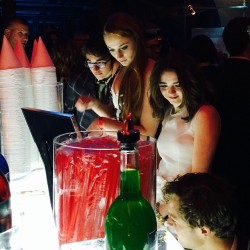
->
[0, 0, 248, 50]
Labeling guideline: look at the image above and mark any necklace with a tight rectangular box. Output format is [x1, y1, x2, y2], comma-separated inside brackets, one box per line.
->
[170, 107, 184, 117]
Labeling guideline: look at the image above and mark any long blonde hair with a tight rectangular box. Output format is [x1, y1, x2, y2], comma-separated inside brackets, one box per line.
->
[104, 13, 148, 124]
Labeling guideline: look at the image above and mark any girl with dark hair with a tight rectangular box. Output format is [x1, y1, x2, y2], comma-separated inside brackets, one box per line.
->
[149, 51, 221, 223]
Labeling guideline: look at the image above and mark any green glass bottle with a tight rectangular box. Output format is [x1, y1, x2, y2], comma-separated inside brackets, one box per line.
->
[105, 114, 157, 250]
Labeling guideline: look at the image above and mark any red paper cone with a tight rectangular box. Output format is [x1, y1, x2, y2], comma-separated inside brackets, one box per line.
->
[30, 39, 38, 66]
[0, 35, 22, 69]
[14, 38, 30, 68]
[31, 36, 54, 68]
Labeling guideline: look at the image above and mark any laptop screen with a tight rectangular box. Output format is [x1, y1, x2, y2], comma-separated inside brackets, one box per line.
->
[21, 107, 80, 205]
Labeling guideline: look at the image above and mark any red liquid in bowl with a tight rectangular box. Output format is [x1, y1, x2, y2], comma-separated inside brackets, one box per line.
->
[54, 135, 155, 245]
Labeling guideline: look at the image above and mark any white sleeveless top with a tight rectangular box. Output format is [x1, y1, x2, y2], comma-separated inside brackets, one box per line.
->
[157, 107, 195, 181]
[157, 107, 196, 201]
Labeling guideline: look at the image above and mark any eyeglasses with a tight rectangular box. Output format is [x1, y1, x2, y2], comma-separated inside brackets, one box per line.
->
[85, 58, 111, 69]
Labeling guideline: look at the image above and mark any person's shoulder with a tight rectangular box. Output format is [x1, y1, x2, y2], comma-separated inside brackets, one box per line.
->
[147, 58, 156, 69]
[195, 105, 220, 122]
[145, 58, 156, 78]
[68, 69, 94, 86]
[218, 57, 250, 70]
[197, 104, 219, 114]
[112, 60, 122, 75]
[192, 105, 221, 131]
[216, 58, 250, 87]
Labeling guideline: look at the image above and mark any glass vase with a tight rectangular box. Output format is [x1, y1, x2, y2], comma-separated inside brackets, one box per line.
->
[53, 130, 156, 247]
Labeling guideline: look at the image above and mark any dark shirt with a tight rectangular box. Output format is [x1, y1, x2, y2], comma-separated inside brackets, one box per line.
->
[198, 64, 220, 108]
[212, 57, 250, 242]
[213, 58, 250, 172]
[64, 67, 113, 130]
[199, 64, 219, 87]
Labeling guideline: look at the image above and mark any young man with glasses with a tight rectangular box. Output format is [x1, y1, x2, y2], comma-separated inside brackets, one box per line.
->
[64, 33, 120, 130]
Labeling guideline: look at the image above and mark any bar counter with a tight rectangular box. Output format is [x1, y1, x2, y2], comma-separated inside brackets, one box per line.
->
[9, 165, 184, 250]
[10, 166, 59, 250]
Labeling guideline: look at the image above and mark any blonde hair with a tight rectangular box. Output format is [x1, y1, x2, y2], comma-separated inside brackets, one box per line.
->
[104, 13, 148, 123]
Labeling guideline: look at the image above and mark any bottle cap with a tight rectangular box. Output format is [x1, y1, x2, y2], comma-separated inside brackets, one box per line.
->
[117, 113, 140, 143]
